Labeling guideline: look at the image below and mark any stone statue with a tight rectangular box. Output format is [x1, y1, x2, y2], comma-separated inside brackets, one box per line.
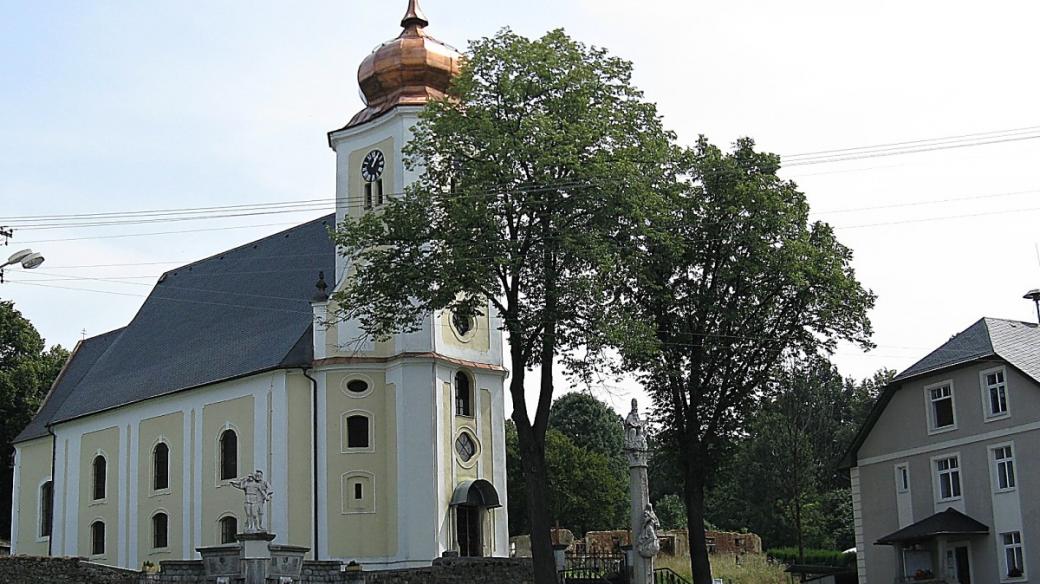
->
[230, 470, 273, 533]
[636, 503, 661, 558]
[624, 398, 648, 453]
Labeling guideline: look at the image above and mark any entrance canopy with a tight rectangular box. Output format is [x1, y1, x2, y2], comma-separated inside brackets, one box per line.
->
[450, 479, 501, 509]
[876, 508, 988, 546]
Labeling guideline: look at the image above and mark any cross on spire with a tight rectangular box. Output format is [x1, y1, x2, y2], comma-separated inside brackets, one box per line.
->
[401, 0, 429, 29]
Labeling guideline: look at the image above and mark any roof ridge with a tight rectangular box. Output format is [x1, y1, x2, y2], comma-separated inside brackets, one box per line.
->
[165, 213, 335, 274]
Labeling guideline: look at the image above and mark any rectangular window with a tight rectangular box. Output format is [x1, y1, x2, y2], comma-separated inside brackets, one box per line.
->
[354, 482, 363, 500]
[39, 481, 53, 538]
[936, 455, 961, 500]
[994, 446, 1016, 491]
[364, 183, 373, 208]
[895, 464, 910, 493]
[984, 369, 1009, 418]
[1003, 531, 1025, 579]
[375, 179, 384, 206]
[928, 383, 955, 430]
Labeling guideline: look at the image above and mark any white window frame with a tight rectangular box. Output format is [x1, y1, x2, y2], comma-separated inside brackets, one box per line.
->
[1001, 530, 1027, 581]
[36, 477, 53, 542]
[990, 442, 1017, 493]
[90, 450, 109, 505]
[981, 366, 1011, 422]
[933, 453, 962, 502]
[340, 410, 375, 453]
[151, 438, 172, 495]
[150, 509, 170, 551]
[925, 380, 958, 434]
[89, 518, 107, 558]
[215, 422, 240, 486]
[895, 463, 910, 493]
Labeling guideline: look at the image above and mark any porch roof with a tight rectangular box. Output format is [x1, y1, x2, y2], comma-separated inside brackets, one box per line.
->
[876, 508, 989, 546]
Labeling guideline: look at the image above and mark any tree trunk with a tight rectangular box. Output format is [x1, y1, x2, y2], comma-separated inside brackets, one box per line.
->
[683, 453, 713, 584]
[515, 421, 557, 584]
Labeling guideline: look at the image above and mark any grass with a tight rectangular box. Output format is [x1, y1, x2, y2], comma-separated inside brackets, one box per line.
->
[657, 554, 790, 584]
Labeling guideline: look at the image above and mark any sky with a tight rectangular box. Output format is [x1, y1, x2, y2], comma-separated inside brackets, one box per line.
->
[3, 0, 1040, 417]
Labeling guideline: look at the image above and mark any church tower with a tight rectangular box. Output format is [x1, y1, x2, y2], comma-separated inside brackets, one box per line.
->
[314, 0, 509, 566]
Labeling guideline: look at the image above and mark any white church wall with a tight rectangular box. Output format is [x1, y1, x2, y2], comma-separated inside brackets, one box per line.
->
[41, 370, 298, 569]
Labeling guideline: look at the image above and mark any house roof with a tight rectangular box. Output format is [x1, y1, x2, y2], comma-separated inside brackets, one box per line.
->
[15, 214, 336, 443]
[876, 508, 988, 545]
[840, 317, 1040, 468]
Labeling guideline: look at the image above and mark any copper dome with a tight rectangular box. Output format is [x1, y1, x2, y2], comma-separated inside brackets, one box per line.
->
[346, 0, 462, 128]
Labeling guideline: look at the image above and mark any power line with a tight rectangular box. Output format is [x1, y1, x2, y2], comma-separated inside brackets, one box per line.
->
[783, 133, 1040, 166]
[782, 124, 1040, 159]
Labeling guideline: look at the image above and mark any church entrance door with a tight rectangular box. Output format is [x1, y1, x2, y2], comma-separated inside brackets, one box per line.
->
[456, 506, 482, 557]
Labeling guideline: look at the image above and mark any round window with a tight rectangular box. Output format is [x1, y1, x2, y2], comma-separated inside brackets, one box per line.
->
[451, 312, 474, 337]
[346, 379, 369, 394]
[455, 432, 477, 462]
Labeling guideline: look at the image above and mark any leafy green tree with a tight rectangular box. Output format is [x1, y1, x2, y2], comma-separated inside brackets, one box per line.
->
[330, 29, 675, 583]
[704, 366, 891, 552]
[611, 138, 875, 584]
[655, 494, 688, 530]
[548, 392, 623, 460]
[0, 301, 68, 538]
[506, 422, 626, 537]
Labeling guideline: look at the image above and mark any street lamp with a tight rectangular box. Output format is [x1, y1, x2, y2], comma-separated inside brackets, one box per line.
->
[0, 248, 45, 283]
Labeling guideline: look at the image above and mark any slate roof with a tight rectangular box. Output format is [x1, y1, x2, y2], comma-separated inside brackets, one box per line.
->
[876, 508, 988, 545]
[15, 214, 335, 443]
[841, 317, 1040, 468]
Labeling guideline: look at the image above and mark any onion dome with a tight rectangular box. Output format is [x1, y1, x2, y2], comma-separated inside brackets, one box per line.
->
[346, 0, 462, 128]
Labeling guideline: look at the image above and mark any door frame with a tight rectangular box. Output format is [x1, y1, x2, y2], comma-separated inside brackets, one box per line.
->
[946, 540, 975, 584]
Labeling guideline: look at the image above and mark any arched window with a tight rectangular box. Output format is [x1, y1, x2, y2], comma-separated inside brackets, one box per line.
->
[219, 516, 238, 544]
[39, 481, 53, 537]
[92, 455, 107, 500]
[90, 521, 105, 555]
[346, 415, 370, 449]
[153, 443, 170, 491]
[152, 512, 168, 549]
[455, 371, 472, 417]
[219, 429, 237, 481]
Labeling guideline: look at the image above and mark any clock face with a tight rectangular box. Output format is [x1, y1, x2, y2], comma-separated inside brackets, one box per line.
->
[361, 149, 385, 182]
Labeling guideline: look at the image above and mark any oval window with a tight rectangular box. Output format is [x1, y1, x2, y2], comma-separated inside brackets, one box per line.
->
[452, 312, 474, 336]
[346, 379, 369, 394]
[455, 432, 477, 462]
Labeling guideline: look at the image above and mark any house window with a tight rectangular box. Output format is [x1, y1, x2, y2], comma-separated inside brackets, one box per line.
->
[90, 521, 105, 555]
[219, 429, 237, 481]
[153, 443, 170, 491]
[354, 483, 363, 500]
[220, 516, 238, 544]
[1003, 531, 1025, 579]
[455, 432, 477, 462]
[895, 464, 910, 493]
[152, 513, 169, 549]
[936, 455, 961, 500]
[92, 455, 107, 500]
[455, 372, 472, 417]
[375, 179, 384, 206]
[346, 415, 370, 449]
[994, 446, 1016, 491]
[346, 379, 369, 394]
[928, 383, 955, 430]
[364, 182, 373, 208]
[39, 481, 53, 538]
[984, 369, 1009, 418]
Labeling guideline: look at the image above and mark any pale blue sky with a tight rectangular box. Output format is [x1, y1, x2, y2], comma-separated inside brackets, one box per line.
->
[4, 1, 1040, 413]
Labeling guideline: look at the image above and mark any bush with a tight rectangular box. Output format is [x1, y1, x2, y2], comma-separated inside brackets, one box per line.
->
[765, 547, 855, 568]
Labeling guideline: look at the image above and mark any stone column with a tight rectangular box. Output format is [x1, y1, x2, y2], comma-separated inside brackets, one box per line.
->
[623, 399, 659, 584]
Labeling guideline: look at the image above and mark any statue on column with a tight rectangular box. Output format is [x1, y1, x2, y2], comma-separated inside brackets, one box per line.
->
[636, 503, 661, 558]
[231, 470, 273, 533]
[624, 398, 648, 465]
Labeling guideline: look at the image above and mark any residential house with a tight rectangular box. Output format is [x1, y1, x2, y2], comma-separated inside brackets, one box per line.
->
[842, 317, 1040, 583]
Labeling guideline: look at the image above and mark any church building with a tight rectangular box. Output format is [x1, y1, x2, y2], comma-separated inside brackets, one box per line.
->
[10, 0, 509, 569]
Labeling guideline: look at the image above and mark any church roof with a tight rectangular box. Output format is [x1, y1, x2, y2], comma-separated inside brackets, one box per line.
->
[15, 214, 335, 443]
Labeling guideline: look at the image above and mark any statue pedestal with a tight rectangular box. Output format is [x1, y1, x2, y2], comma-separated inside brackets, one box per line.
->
[197, 532, 308, 584]
[238, 532, 276, 584]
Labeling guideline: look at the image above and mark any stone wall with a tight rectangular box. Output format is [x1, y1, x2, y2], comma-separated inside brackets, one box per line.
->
[368, 557, 534, 584]
[0, 556, 141, 584]
[579, 529, 763, 557]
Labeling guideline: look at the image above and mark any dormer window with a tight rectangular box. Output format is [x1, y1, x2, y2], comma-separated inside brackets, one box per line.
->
[926, 382, 956, 433]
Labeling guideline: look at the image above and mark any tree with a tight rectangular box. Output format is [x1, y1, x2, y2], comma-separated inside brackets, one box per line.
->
[613, 138, 875, 584]
[330, 29, 676, 583]
[654, 494, 688, 530]
[505, 422, 626, 537]
[0, 301, 69, 539]
[548, 392, 624, 461]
